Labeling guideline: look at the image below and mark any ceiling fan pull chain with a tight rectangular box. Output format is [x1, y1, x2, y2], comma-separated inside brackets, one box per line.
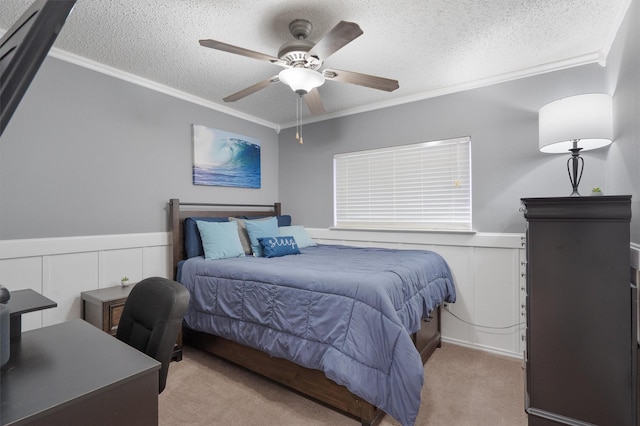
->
[294, 94, 303, 144]
[295, 95, 300, 141]
[298, 94, 304, 144]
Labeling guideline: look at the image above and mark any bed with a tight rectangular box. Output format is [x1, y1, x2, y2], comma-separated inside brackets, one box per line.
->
[169, 199, 456, 426]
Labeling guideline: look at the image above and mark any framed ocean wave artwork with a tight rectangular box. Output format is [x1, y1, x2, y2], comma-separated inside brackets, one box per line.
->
[192, 124, 261, 188]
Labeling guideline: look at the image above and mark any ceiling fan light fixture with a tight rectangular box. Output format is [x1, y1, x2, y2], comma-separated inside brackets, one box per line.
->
[278, 68, 325, 94]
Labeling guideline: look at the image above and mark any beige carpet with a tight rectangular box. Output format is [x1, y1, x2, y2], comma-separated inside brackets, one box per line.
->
[159, 343, 528, 426]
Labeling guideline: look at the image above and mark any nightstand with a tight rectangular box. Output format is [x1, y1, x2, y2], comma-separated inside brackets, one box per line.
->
[81, 285, 134, 336]
[81, 284, 183, 361]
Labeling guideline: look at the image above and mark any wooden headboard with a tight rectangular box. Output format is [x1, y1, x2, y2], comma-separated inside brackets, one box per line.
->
[168, 199, 281, 279]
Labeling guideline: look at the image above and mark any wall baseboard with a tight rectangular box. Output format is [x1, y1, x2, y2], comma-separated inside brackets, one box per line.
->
[442, 337, 524, 360]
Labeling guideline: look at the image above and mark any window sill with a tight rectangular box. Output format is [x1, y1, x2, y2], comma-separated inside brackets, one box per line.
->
[310, 228, 524, 249]
[329, 227, 477, 235]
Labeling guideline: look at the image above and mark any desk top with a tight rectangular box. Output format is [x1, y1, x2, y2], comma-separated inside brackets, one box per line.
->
[0, 319, 160, 425]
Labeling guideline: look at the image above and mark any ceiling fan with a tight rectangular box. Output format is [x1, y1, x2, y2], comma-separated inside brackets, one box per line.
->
[199, 19, 399, 116]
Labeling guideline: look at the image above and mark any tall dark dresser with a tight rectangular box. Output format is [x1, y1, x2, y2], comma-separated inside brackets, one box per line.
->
[522, 196, 636, 426]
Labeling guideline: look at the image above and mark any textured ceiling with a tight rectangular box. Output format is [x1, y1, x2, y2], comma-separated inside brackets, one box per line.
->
[0, 0, 630, 129]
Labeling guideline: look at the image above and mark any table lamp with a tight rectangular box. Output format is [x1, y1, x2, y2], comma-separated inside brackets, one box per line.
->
[538, 93, 613, 196]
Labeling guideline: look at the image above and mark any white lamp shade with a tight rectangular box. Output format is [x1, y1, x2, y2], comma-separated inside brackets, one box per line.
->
[278, 68, 325, 94]
[539, 93, 613, 153]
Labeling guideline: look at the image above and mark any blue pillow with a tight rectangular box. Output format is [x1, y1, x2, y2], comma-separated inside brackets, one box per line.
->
[277, 215, 292, 227]
[245, 216, 279, 257]
[278, 226, 317, 248]
[258, 236, 301, 258]
[184, 217, 229, 258]
[196, 220, 245, 260]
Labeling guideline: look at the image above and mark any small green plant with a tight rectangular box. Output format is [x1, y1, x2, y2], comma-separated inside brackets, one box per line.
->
[121, 276, 129, 281]
[592, 187, 602, 193]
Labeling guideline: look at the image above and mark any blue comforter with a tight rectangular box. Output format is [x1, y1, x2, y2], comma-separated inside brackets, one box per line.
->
[180, 244, 456, 425]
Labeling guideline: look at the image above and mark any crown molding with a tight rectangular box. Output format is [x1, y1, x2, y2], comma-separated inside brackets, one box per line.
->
[37, 46, 608, 132]
[0, 27, 619, 132]
[2, 0, 632, 132]
[280, 51, 606, 129]
[48, 48, 279, 130]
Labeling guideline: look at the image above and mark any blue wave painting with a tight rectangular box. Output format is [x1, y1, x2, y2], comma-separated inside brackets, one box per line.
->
[192, 124, 261, 188]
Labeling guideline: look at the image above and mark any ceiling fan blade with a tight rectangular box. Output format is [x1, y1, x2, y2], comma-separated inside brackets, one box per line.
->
[223, 76, 280, 102]
[199, 39, 284, 65]
[323, 68, 399, 92]
[304, 88, 325, 115]
[306, 21, 363, 62]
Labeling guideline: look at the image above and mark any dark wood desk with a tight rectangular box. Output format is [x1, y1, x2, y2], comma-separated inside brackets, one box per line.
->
[0, 319, 160, 425]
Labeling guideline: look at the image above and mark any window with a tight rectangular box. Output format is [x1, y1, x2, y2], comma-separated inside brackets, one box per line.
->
[333, 136, 471, 231]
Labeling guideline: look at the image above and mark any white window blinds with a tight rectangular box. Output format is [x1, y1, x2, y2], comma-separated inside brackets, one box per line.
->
[333, 136, 471, 231]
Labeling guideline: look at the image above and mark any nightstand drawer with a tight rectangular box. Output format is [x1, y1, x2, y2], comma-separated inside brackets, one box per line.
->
[109, 301, 126, 334]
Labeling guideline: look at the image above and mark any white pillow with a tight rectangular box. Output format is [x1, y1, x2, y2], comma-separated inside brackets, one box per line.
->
[278, 226, 317, 248]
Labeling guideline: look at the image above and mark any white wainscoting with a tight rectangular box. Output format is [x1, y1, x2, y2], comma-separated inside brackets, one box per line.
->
[308, 228, 527, 358]
[0, 229, 528, 357]
[0, 233, 171, 332]
[2, 230, 634, 358]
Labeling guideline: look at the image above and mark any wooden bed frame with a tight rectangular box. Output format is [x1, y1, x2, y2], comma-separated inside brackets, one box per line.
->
[169, 198, 443, 426]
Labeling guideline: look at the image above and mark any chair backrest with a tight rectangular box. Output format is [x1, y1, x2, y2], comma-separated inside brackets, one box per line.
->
[116, 277, 190, 393]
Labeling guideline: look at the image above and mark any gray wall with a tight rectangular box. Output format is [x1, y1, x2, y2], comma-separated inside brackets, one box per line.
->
[1, 3, 637, 241]
[0, 57, 279, 239]
[279, 64, 610, 234]
[278, 2, 639, 239]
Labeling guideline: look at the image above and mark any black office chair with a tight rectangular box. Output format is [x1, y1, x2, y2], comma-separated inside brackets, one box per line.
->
[115, 277, 190, 393]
